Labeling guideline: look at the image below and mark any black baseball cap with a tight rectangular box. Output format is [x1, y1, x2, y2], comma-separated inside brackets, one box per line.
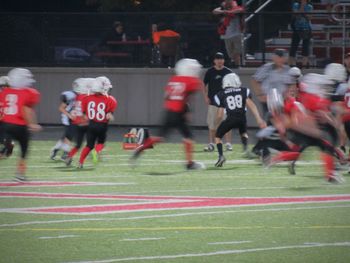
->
[273, 49, 287, 57]
[214, 52, 225, 59]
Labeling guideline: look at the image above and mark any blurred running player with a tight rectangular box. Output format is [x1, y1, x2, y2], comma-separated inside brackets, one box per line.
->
[268, 73, 345, 183]
[213, 73, 266, 167]
[0, 76, 11, 157]
[50, 80, 78, 160]
[0, 68, 41, 181]
[64, 78, 90, 166]
[131, 58, 205, 170]
[77, 79, 117, 168]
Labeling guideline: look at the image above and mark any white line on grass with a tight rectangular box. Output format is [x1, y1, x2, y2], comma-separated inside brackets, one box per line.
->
[39, 235, 78, 240]
[120, 237, 165, 242]
[62, 242, 350, 263]
[1, 204, 350, 227]
[208, 241, 252, 245]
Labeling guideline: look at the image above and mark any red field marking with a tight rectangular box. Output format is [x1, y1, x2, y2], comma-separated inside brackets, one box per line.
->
[3, 193, 349, 215]
[0, 182, 107, 187]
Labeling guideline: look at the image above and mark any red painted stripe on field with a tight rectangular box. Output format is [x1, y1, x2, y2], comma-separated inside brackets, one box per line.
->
[0, 182, 96, 187]
[21, 195, 350, 214]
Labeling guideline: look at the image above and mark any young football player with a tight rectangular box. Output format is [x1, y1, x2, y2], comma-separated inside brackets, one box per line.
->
[213, 73, 266, 167]
[0, 68, 41, 181]
[64, 78, 90, 166]
[0, 76, 10, 157]
[50, 81, 77, 161]
[131, 58, 205, 170]
[77, 79, 117, 168]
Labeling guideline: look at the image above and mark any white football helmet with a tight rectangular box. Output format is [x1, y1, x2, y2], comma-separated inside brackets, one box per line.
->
[222, 73, 241, 89]
[324, 63, 346, 82]
[96, 76, 112, 94]
[0, 76, 9, 86]
[174, 58, 202, 77]
[89, 79, 103, 94]
[72, 78, 85, 94]
[8, 68, 35, 88]
[300, 73, 334, 96]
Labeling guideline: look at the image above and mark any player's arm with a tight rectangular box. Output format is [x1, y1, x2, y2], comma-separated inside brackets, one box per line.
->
[246, 98, 266, 128]
[213, 7, 225, 15]
[59, 95, 74, 120]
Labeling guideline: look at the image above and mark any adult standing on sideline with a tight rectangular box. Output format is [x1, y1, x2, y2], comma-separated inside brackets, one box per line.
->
[289, 0, 313, 68]
[213, 0, 244, 68]
[0, 68, 41, 181]
[203, 52, 233, 152]
[251, 49, 290, 119]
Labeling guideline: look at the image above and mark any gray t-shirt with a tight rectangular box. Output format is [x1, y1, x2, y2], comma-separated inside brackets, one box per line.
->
[253, 63, 290, 95]
[221, 16, 241, 40]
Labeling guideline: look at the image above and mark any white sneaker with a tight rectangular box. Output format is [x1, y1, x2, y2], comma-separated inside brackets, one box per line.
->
[328, 172, 345, 184]
[225, 143, 233, 151]
[204, 143, 215, 152]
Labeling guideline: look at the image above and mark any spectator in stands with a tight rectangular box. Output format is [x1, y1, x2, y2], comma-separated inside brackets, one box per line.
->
[98, 21, 128, 53]
[344, 52, 350, 81]
[289, 0, 313, 68]
[213, 0, 245, 68]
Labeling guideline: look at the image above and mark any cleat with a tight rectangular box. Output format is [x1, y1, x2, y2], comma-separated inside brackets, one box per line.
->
[243, 150, 256, 159]
[225, 143, 233, 151]
[262, 154, 271, 167]
[186, 161, 206, 170]
[65, 157, 73, 166]
[328, 173, 345, 184]
[50, 149, 58, 160]
[204, 143, 215, 152]
[77, 163, 83, 169]
[14, 173, 27, 182]
[92, 150, 99, 164]
[215, 155, 226, 167]
[60, 152, 68, 161]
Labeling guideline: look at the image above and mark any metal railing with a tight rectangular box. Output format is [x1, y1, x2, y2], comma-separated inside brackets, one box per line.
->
[332, 3, 350, 63]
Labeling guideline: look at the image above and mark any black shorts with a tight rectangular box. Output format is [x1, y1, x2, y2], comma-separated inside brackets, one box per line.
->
[216, 116, 247, 139]
[287, 130, 334, 155]
[74, 125, 88, 149]
[158, 110, 192, 139]
[86, 121, 108, 149]
[3, 123, 30, 159]
[61, 124, 75, 141]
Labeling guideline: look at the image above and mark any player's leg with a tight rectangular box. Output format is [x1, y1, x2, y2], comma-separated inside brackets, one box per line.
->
[78, 124, 97, 168]
[204, 105, 217, 152]
[214, 120, 233, 167]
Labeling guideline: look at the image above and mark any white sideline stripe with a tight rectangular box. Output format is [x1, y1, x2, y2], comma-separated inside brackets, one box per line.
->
[39, 235, 78, 240]
[0, 159, 324, 169]
[208, 240, 252, 245]
[1, 204, 350, 227]
[62, 242, 350, 263]
[120, 238, 165, 242]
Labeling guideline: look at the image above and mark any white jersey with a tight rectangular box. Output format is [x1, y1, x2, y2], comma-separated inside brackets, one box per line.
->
[60, 90, 76, 125]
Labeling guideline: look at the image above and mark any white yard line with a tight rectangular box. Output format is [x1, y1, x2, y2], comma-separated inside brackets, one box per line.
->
[1, 204, 349, 228]
[62, 242, 350, 263]
[38, 235, 78, 240]
[208, 240, 252, 245]
[120, 237, 165, 242]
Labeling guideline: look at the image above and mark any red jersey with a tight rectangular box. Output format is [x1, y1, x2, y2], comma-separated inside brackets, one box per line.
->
[82, 94, 117, 123]
[298, 92, 331, 113]
[284, 97, 306, 116]
[163, 76, 202, 113]
[71, 94, 88, 125]
[0, 87, 40, 126]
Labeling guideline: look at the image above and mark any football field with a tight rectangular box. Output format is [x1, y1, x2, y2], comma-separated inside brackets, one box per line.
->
[1, 140, 350, 263]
